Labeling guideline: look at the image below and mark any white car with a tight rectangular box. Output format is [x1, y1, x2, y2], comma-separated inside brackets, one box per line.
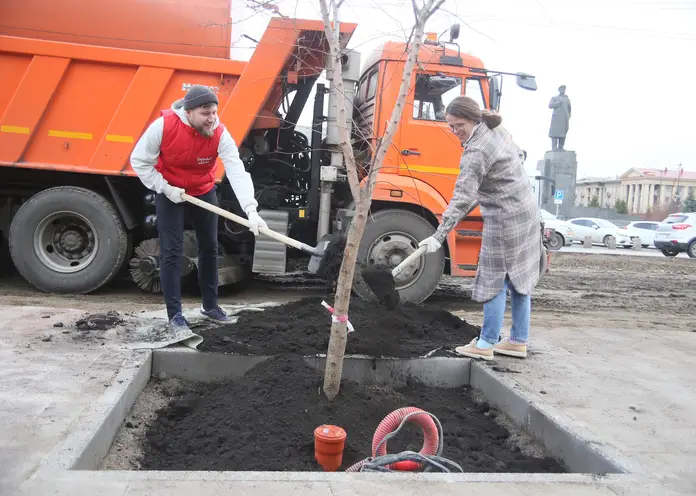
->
[568, 217, 634, 248]
[654, 212, 696, 258]
[621, 221, 660, 248]
[540, 209, 575, 250]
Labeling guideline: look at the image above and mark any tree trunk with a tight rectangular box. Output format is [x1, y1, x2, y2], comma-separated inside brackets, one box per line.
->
[322, 196, 371, 399]
[322, 0, 444, 400]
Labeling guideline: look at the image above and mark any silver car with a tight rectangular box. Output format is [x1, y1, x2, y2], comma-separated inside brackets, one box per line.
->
[654, 212, 696, 258]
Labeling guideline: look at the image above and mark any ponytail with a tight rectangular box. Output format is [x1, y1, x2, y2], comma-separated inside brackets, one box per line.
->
[481, 109, 502, 129]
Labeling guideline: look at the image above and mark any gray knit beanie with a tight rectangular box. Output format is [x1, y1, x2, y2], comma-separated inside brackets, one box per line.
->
[183, 85, 219, 110]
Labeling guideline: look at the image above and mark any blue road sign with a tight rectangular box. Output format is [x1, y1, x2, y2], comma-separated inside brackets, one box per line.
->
[554, 189, 564, 201]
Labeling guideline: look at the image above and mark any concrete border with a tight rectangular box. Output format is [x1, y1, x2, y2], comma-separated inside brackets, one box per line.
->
[152, 349, 471, 388]
[37, 350, 152, 474]
[34, 349, 637, 488]
[470, 362, 640, 475]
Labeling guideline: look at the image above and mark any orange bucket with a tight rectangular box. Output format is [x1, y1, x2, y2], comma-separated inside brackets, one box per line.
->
[314, 424, 347, 472]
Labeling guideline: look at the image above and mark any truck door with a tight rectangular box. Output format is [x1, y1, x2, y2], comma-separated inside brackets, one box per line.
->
[394, 73, 489, 195]
[395, 71, 464, 198]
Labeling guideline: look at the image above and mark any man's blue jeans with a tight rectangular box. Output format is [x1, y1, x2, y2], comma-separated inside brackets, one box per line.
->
[479, 278, 531, 345]
[155, 188, 219, 320]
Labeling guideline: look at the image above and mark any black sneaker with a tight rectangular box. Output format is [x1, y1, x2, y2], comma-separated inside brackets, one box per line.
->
[167, 313, 191, 332]
[200, 306, 231, 324]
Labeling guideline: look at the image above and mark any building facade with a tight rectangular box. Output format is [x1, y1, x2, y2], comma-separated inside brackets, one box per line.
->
[576, 168, 696, 214]
[575, 176, 621, 209]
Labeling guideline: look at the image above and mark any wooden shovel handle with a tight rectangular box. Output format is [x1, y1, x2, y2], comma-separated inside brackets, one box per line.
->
[181, 193, 318, 255]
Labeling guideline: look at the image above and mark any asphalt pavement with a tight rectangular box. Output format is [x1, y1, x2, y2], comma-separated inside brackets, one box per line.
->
[557, 243, 691, 258]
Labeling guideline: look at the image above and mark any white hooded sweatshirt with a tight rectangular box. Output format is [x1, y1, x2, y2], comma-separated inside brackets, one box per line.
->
[130, 100, 259, 214]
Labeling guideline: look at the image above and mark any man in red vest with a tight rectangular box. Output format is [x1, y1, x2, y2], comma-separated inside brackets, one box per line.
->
[131, 85, 267, 332]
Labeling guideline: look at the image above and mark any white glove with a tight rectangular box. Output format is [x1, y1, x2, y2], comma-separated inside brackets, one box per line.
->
[162, 184, 185, 204]
[246, 209, 268, 236]
[418, 236, 442, 253]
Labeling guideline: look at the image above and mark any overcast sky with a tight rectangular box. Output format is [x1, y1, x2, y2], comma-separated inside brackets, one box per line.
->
[229, 0, 696, 179]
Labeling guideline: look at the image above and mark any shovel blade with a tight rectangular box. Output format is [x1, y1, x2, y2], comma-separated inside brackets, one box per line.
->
[307, 234, 336, 274]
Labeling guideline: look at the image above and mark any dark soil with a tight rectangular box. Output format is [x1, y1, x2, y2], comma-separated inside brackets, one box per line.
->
[198, 296, 480, 358]
[361, 265, 399, 309]
[140, 355, 566, 473]
[75, 311, 124, 331]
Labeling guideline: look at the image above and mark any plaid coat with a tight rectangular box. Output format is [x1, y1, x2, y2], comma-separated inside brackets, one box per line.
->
[433, 122, 541, 303]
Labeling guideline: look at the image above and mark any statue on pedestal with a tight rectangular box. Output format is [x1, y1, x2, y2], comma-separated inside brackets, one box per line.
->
[548, 85, 571, 151]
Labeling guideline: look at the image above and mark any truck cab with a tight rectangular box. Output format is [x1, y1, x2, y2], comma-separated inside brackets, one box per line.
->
[347, 35, 536, 302]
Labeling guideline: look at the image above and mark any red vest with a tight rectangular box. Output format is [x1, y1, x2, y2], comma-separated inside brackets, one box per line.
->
[155, 109, 224, 197]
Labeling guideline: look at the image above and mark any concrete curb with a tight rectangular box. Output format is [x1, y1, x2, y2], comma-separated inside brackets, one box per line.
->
[34, 349, 639, 490]
[36, 350, 152, 475]
[470, 362, 641, 475]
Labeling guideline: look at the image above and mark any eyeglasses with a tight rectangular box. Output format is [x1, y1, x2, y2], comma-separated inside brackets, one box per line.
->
[448, 123, 467, 132]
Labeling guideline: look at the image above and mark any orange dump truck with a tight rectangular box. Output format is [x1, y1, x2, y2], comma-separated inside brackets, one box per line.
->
[0, 0, 539, 302]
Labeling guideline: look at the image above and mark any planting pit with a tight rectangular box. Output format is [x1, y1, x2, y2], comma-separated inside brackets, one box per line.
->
[197, 296, 480, 357]
[72, 350, 630, 479]
[104, 354, 564, 472]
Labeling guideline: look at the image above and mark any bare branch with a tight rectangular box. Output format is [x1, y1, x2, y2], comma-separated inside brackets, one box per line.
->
[318, 0, 361, 202]
[411, 0, 421, 24]
[246, 0, 286, 17]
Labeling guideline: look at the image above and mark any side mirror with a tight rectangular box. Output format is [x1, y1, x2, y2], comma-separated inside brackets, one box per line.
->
[516, 73, 537, 91]
[488, 75, 501, 111]
[449, 23, 460, 42]
[593, 225, 599, 230]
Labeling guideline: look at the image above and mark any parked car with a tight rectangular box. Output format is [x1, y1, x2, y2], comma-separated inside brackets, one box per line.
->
[568, 217, 634, 247]
[540, 209, 575, 250]
[621, 221, 660, 248]
[654, 212, 696, 258]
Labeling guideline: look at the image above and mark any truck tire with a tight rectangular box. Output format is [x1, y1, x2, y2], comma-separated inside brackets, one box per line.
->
[9, 187, 128, 294]
[357, 209, 444, 304]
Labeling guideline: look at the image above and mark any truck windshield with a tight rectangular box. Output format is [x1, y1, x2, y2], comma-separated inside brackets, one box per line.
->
[413, 74, 461, 121]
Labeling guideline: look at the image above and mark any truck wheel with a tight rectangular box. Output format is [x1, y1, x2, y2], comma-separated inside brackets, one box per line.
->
[357, 209, 444, 304]
[9, 187, 128, 294]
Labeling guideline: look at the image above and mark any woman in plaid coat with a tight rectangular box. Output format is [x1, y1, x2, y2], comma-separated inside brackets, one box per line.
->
[419, 96, 542, 361]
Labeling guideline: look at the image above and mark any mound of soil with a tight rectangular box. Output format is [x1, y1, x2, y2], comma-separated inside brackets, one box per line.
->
[198, 297, 480, 357]
[140, 355, 565, 472]
[75, 311, 124, 331]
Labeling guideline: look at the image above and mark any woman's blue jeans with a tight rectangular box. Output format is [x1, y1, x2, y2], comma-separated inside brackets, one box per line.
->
[479, 278, 531, 345]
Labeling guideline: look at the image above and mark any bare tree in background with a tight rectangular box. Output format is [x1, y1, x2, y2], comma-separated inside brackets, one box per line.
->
[319, 0, 446, 400]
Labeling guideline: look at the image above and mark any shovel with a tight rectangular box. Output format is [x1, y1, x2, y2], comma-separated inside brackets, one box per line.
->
[181, 193, 332, 273]
[361, 200, 480, 307]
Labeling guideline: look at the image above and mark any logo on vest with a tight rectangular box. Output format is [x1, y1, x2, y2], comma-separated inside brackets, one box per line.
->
[197, 156, 214, 165]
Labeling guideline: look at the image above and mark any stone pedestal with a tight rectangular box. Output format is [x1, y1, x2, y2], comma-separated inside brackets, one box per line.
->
[583, 236, 592, 248]
[606, 237, 617, 249]
[632, 239, 642, 250]
[538, 150, 578, 219]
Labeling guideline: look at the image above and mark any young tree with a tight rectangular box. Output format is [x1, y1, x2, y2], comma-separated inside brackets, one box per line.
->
[588, 195, 600, 208]
[614, 199, 628, 214]
[684, 190, 696, 213]
[319, 0, 446, 400]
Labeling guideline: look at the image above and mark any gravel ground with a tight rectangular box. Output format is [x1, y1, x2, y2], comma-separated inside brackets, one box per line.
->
[0, 252, 692, 332]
